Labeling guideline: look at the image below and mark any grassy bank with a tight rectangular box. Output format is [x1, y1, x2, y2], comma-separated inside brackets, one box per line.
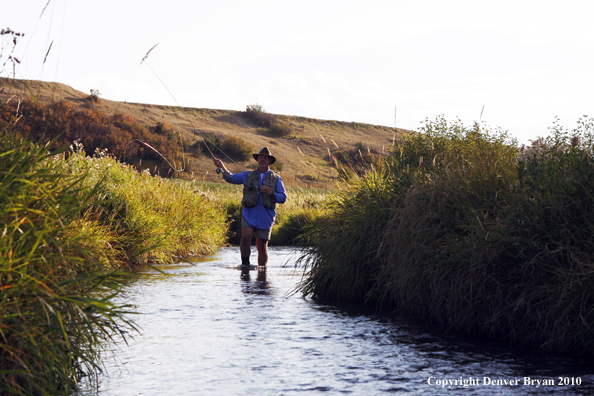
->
[0, 129, 226, 394]
[298, 115, 594, 356]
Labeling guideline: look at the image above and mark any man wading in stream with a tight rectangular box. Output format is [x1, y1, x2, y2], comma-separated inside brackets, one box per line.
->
[213, 147, 287, 267]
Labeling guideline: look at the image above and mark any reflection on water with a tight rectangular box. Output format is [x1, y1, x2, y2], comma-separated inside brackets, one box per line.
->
[241, 265, 272, 296]
[80, 247, 594, 396]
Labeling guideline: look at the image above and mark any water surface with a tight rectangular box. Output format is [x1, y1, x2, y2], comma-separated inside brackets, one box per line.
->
[82, 247, 594, 395]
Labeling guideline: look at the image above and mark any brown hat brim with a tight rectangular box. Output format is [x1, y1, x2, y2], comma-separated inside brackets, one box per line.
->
[253, 153, 276, 164]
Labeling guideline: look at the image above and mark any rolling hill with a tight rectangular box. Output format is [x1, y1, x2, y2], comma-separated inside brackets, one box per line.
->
[0, 78, 406, 188]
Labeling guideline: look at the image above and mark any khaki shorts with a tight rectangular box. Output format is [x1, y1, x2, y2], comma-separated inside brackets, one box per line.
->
[241, 215, 272, 240]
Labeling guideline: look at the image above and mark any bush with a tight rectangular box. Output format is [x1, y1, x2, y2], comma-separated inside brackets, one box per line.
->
[86, 89, 101, 104]
[200, 135, 223, 156]
[297, 115, 594, 356]
[270, 121, 292, 137]
[246, 103, 263, 114]
[222, 136, 254, 161]
[154, 121, 172, 137]
[190, 139, 202, 155]
[354, 141, 368, 153]
[328, 144, 380, 177]
[244, 104, 292, 137]
[245, 103, 277, 127]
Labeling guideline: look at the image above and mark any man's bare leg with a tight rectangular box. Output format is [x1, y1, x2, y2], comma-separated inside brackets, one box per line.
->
[256, 237, 269, 266]
[240, 227, 253, 265]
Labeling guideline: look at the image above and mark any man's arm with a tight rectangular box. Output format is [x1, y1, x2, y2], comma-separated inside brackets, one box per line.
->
[271, 177, 287, 204]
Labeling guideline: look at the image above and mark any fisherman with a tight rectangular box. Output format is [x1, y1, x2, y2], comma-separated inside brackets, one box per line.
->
[213, 147, 287, 267]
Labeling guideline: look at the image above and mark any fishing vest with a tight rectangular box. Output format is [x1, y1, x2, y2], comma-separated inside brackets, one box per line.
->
[242, 169, 280, 209]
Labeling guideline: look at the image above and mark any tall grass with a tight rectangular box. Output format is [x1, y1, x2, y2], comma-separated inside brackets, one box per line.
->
[192, 181, 333, 246]
[0, 133, 135, 395]
[272, 187, 332, 246]
[0, 129, 227, 394]
[64, 142, 227, 262]
[299, 115, 594, 356]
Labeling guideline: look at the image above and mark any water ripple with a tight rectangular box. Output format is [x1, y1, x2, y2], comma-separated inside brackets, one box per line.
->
[80, 247, 594, 395]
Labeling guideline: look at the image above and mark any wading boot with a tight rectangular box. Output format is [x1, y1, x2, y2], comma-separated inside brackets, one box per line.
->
[241, 256, 250, 267]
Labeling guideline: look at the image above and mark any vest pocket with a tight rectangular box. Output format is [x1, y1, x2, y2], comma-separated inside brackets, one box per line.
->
[262, 194, 276, 209]
[242, 175, 260, 207]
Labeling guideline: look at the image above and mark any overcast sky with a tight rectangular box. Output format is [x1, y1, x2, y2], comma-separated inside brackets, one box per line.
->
[3, 0, 594, 144]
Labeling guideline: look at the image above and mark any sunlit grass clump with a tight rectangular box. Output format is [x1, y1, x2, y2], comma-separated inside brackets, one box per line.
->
[299, 115, 594, 356]
[64, 142, 227, 261]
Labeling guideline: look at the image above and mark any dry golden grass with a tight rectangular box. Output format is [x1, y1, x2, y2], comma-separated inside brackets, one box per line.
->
[0, 78, 405, 188]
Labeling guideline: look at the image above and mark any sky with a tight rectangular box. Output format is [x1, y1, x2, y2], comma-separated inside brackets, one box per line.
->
[2, 0, 594, 144]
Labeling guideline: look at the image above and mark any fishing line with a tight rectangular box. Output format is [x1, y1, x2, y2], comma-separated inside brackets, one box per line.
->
[123, 139, 183, 172]
[121, 53, 186, 172]
[124, 44, 238, 173]
[142, 58, 237, 164]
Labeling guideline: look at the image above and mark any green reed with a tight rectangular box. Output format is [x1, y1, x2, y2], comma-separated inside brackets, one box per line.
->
[0, 134, 134, 395]
[299, 115, 594, 356]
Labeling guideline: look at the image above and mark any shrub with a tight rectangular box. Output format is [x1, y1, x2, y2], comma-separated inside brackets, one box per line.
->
[200, 135, 223, 155]
[189, 139, 202, 155]
[245, 103, 276, 128]
[270, 121, 292, 137]
[246, 103, 263, 113]
[222, 135, 254, 161]
[244, 104, 292, 137]
[354, 141, 368, 153]
[154, 121, 172, 136]
[86, 89, 101, 104]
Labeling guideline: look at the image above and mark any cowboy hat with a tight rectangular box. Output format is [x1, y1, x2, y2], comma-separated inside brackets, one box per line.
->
[253, 147, 277, 164]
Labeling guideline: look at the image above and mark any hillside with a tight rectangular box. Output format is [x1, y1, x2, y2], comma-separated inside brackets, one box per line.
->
[0, 78, 406, 188]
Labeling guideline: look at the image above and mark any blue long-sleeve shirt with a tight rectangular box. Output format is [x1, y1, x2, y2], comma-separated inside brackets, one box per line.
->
[223, 169, 287, 230]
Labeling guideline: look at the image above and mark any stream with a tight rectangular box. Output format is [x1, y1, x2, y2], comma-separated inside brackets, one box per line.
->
[80, 247, 594, 395]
